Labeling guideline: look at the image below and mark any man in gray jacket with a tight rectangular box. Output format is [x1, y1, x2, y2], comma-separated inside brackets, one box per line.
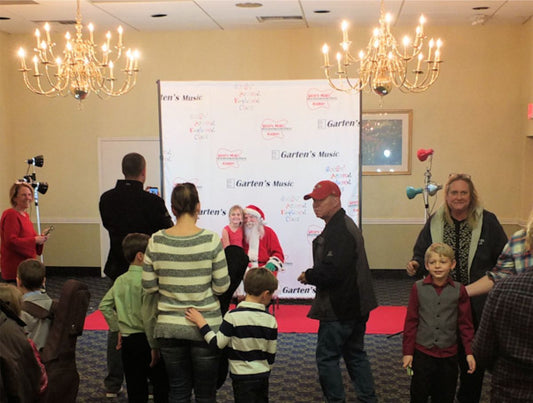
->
[298, 180, 377, 403]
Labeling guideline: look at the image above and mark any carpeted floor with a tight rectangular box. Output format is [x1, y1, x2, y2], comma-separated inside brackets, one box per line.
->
[84, 305, 407, 334]
[44, 272, 491, 402]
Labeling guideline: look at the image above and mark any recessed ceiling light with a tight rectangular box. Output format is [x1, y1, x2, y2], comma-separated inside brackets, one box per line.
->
[314, 10, 331, 14]
[236, 2, 263, 8]
[151, 13, 167, 18]
[472, 6, 489, 11]
[0, 16, 10, 20]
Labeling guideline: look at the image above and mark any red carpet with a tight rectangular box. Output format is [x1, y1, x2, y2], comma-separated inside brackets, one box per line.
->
[85, 305, 406, 335]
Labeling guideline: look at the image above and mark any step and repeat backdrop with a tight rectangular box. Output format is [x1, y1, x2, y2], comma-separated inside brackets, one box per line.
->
[158, 80, 361, 298]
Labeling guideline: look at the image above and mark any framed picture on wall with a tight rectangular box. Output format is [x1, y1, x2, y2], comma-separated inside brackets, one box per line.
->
[362, 109, 412, 175]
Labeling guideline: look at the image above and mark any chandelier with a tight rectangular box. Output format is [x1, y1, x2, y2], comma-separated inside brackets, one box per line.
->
[321, 0, 442, 97]
[17, 0, 140, 101]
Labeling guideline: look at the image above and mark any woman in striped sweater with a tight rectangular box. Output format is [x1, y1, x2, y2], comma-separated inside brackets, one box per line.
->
[142, 182, 230, 403]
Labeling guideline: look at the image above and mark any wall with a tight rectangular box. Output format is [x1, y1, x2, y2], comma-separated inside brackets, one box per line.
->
[0, 24, 528, 270]
[523, 19, 533, 219]
[0, 32, 13, 195]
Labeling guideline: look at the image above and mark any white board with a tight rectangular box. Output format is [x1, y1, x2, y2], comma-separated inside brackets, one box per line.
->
[158, 80, 361, 298]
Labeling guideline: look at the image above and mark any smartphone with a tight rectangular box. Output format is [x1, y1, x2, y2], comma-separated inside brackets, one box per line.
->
[147, 187, 159, 195]
[43, 225, 54, 236]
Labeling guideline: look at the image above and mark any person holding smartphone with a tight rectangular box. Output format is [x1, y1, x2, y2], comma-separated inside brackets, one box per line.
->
[99, 152, 173, 398]
[1, 182, 49, 282]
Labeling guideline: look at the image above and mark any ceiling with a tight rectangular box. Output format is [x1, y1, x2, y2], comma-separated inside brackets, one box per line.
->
[0, 0, 532, 35]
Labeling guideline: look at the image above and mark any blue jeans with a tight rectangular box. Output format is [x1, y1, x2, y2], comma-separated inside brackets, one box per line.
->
[159, 338, 219, 403]
[316, 317, 377, 403]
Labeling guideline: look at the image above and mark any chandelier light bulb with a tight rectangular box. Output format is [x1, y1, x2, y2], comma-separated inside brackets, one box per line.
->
[322, 44, 330, 66]
[336, 52, 343, 73]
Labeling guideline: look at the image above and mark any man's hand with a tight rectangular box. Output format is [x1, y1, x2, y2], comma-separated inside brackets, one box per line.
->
[116, 332, 122, 350]
[297, 272, 307, 284]
[406, 260, 419, 277]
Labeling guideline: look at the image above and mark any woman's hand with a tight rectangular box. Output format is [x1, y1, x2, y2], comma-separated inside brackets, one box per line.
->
[35, 235, 48, 245]
[406, 260, 419, 276]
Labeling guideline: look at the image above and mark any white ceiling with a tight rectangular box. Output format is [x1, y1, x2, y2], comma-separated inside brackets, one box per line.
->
[0, 0, 532, 35]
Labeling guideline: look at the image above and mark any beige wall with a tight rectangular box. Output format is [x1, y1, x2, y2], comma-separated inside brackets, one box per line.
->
[523, 21, 533, 219]
[0, 32, 13, 195]
[0, 23, 530, 269]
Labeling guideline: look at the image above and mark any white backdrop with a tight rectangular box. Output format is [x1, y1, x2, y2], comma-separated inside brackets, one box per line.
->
[158, 80, 361, 298]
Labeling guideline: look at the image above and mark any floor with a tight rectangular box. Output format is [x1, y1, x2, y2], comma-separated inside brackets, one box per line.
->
[43, 271, 491, 402]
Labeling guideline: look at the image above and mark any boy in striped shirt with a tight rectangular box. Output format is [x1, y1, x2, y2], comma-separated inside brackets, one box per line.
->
[186, 267, 278, 403]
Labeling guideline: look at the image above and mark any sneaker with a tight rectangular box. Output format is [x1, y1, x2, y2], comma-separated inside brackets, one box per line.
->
[105, 386, 123, 398]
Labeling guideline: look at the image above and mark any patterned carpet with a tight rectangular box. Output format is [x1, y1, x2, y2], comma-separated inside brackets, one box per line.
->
[45, 272, 490, 402]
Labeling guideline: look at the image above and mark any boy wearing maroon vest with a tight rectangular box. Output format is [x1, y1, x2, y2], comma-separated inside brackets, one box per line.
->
[403, 243, 476, 403]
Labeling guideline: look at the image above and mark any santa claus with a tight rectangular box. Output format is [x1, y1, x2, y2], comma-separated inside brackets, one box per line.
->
[243, 205, 284, 272]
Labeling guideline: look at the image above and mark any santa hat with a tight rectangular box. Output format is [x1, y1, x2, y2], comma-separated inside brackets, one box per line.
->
[244, 205, 265, 220]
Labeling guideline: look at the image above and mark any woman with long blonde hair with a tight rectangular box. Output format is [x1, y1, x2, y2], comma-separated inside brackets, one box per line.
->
[406, 173, 508, 402]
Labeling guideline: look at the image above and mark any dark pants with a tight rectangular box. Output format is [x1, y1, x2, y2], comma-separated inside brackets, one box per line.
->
[457, 341, 485, 403]
[104, 276, 124, 393]
[410, 350, 458, 403]
[121, 333, 169, 403]
[105, 330, 124, 393]
[232, 377, 269, 403]
[316, 316, 377, 403]
[159, 338, 219, 403]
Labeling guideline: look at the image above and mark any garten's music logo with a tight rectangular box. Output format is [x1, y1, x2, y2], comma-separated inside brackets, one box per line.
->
[216, 149, 246, 169]
[306, 88, 336, 110]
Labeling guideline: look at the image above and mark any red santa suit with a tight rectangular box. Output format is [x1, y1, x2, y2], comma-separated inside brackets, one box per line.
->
[243, 205, 284, 272]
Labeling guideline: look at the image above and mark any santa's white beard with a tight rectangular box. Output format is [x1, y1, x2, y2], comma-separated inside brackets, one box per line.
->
[244, 222, 264, 267]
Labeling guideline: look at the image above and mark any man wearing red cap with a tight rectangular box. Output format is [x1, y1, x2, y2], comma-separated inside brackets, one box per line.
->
[298, 180, 377, 403]
[243, 205, 284, 272]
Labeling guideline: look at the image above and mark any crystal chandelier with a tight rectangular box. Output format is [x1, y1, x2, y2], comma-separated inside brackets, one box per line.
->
[321, 0, 442, 97]
[17, 0, 140, 101]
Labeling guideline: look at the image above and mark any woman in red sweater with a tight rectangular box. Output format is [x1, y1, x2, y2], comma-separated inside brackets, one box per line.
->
[0, 182, 48, 281]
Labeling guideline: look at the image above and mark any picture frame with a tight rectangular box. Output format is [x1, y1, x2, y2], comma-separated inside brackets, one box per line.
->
[362, 109, 412, 175]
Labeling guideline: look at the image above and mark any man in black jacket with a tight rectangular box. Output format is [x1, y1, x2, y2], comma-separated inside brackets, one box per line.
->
[99, 152, 172, 397]
[298, 180, 377, 403]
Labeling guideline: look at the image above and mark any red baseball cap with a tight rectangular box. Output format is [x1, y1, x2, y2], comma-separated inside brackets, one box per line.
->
[303, 180, 341, 200]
